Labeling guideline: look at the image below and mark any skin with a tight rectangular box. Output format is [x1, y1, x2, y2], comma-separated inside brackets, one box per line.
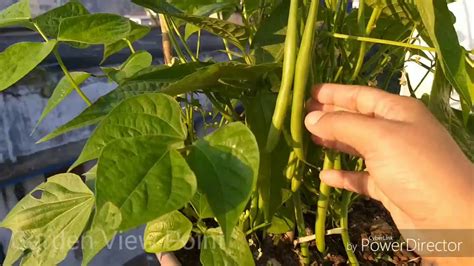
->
[305, 83, 474, 265]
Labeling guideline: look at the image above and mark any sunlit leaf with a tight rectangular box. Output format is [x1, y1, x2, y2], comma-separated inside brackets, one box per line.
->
[35, 71, 90, 128]
[0, 41, 57, 92]
[0, 0, 31, 28]
[33, 0, 89, 38]
[58, 14, 131, 44]
[132, 0, 249, 48]
[70, 93, 187, 169]
[102, 51, 152, 84]
[200, 227, 254, 266]
[81, 202, 122, 266]
[38, 62, 205, 143]
[415, 0, 474, 120]
[97, 137, 196, 229]
[144, 210, 193, 253]
[0, 173, 94, 265]
[187, 122, 259, 241]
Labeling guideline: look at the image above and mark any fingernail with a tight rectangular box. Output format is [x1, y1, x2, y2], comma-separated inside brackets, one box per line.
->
[305, 111, 324, 126]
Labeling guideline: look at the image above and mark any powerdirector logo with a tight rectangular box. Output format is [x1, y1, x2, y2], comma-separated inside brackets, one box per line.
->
[345, 230, 474, 257]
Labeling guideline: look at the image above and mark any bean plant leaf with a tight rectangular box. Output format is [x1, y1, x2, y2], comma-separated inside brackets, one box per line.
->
[365, 0, 419, 26]
[34, 71, 91, 129]
[0, 41, 57, 92]
[97, 137, 196, 229]
[132, 0, 249, 48]
[70, 93, 187, 169]
[144, 210, 193, 253]
[102, 51, 153, 84]
[0, 173, 95, 265]
[200, 227, 255, 266]
[58, 14, 131, 44]
[33, 0, 89, 38]
[0, 0, 31, 28]
[414, 0, 474, 120]
[187, 122, 259, 241]
[429, 66, 474, 161]
[267, 203, 295, 234]
[191, 190, 214, 219]
[243, 93, 291, 221]
[102, 21, 151, 63]
[38, 62, 205, 143]
[161, 62, 280, 96]
[81, 202, 122, 266]
[252, 0, 289, 63]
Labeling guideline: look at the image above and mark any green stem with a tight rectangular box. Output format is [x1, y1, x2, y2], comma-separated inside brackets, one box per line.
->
[125, 39, 136, 54]
[163, 15, 187, 63]
[33, 22, 48, 42]
[53, 49, 92, 106]
[315, 151, 340, 253]
[350, 4, 381, 81]
[327, 32, 436, 52]
[340, 190, 358, 265]
[293, 191, 310, 265]
[169, 17, 197, 62]
[196, 30, 201, 59]
[245, 222, 271, 235]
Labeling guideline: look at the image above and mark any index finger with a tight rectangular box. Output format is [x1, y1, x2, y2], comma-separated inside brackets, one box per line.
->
[311, 83, 405, 120]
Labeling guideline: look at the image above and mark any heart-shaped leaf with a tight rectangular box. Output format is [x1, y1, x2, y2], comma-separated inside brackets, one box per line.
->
[187, 122, 259, 241]
[58, 14, 131, 44]
[70, 93, 187, 169]
[81, 202, 122, 266]
[33, 0, 89, 38]
[144, 210, 192, 253]
[0, 173, 95, 265]
[200, 227, 255, 266]
[0, 41, 57, 92]
[0, 0, 31, 28]
[34, 71, 91, 129]
[97, 137, 196, 229]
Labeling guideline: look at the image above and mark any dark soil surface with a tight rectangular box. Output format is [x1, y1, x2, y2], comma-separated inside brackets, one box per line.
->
[174, 198, 421, 265]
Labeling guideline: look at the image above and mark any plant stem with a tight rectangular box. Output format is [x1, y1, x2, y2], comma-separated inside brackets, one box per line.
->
[53, 49, 92, 106]
[350, 4, 381, 81]
[125, 39, 136, 54]
[293, 191, 310, 265]
[196, 30, 201, 59]
[340, 190, 358, 265]
[168, 17, 197, 62]
[327, 32, 436, 52]
[163, 15, 187, 63]
[315, 151, 340, 253]
[156, 14, 173, 64]
[33, 22, 48, 42]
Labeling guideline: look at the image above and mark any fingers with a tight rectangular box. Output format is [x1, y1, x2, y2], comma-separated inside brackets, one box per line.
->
[319, 170, 380, 200]
[305, 110, 394, 155]
[310, 83, 412, 121]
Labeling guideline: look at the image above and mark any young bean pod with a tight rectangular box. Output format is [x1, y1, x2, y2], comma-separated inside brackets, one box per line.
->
[290, 0, 320, 160]
[265, 0, 299, 153]
[315, 151, 341, 253]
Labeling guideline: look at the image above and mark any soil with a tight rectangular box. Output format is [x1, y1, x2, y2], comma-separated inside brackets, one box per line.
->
[174, 198, 421, 265]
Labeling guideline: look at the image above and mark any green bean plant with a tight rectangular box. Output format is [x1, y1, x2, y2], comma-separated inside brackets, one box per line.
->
[0, 0, 472, 265]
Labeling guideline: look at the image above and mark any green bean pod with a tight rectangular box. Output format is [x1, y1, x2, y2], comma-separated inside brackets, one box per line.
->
[315, 151, 340, 253]
[290, 0, 320, 160]
[265, 0, 299, 153]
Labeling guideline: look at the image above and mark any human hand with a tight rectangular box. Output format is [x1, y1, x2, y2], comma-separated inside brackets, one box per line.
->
[304, 83, 473, 231]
